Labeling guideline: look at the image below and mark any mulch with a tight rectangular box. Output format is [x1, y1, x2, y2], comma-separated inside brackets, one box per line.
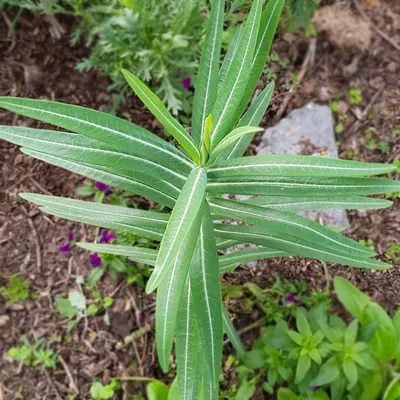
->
[0, 2, 399, 399]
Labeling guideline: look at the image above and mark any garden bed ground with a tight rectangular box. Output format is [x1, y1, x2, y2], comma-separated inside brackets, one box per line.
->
[0, 2, 399, 399]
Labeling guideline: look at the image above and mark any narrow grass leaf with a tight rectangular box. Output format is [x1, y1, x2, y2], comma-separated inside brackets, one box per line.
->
[192, 0, 225, 144]
[122, 69, 200, 164]
[146, 167, 207, 293]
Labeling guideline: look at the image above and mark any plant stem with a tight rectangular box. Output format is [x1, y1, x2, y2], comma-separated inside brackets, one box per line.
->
[113, 376, 154, 382]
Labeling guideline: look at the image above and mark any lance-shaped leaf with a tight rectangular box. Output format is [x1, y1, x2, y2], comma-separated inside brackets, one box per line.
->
[146, 167, 207, 293]
[176, 279, 203, 399]
[219, 247, 289, 274]
[0, 126, 186, 191]
[245, 195, 393, 211]
[77, 243, 158, 266]
[209, 154, 396, 179]
[218, 26, 243, 91]
[207, 176, 400, 197]
[156, 216, 201, 372]
[191, 0, 225, 144]
[207, 126, 263, 165]
[210, 0, 262, 147]
[216, 238, 241, 250]
[214, 224, 391, 270]
[20, 193, 166, 240]
[122, 69, 200, 164]
[222, 305, 245, 359]
[190, 202, 223, 391]
[210, 198, 374, 258]
[220, 81, 275, 162]
[0, 97, 192, 174]
[22, 148, 177, 207]
[236, 0, 284, 115]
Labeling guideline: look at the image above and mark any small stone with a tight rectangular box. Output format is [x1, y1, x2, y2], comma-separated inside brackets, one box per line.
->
[387, 62, 397, 72]
[0, 315, 10, 328]
[257, 103, 350, 231]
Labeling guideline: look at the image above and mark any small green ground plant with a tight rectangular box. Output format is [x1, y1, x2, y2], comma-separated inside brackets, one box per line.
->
[8, 336, 58, 370]
[0, 0, 399, 398]
[0, 275, 35, 304]
[223, 277, 400, 399]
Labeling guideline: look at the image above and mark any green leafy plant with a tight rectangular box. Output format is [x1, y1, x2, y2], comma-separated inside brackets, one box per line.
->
[0, 275, 35, 304]
[228, 277, 400, 399]
[0, 0, 399, 398]
[348, 89, 362, 105]
[1, 0, 203, 114]
[8, 336, 58, 370]
[90, 380, 121, 400]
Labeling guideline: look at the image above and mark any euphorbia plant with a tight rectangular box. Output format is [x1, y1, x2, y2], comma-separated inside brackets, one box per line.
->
[0, 0, 399, 398]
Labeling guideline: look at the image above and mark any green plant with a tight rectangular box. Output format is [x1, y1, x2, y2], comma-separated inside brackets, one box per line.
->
[1, 0, 203, 114]
[227, 277, 400, 399]
[8, 336, 58, 370]
[90, 380, 121, 400]
[0, 0, 399, 398]
[348, 89, 362, 105]
[0, 275, 35, 304]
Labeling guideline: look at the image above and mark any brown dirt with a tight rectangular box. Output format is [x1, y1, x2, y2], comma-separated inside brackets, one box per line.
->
[0, 2, 399, 399]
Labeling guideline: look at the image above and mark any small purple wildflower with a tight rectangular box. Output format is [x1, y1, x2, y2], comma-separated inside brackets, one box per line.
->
[182, 77, 191, 90]
[187, 128, 192, 136]
[59, 231, 75, 253]
[285, 294, 302, 307]
[90, 253, 103, 268]
[128, 259, 137, 266]
[94, 181, 113, 196]
[312, 386, 319, 392]
[99, 228, 116, 244]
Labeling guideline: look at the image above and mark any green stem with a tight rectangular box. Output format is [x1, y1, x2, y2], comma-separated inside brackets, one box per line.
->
[113, 376, 154, 382]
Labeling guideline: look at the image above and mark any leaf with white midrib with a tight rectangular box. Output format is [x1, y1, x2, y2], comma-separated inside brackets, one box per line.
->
[189, 203, 222, 392]
[210, 198, 374, 258]
[208, 154, 396, 178]
[146, 167, 207, 293]
[210, 0, 262, 147]
[214, 224, 391, 270]
[192, 0, 225, 144]
[0, 98, 193, 173]
[22, 148, 178, 208]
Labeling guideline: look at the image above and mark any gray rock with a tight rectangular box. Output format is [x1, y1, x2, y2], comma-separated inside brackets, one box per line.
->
[257, 103, 349, 231]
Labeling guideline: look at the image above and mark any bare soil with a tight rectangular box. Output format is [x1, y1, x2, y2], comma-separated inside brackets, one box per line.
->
[0, 2, 399, 399]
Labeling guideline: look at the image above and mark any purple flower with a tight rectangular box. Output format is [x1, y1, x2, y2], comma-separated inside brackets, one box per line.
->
[285, 294, 302, 307]
[128, 259, 137, 266]
[312, 386, 319, 392]
[99, 228, 116, 244]
[182, 77, 191, 90]
[59, 231, 75, 253]
[187, 128, 192, 136]
[90, 253, 103, 268]
[94, 181, 113, 196]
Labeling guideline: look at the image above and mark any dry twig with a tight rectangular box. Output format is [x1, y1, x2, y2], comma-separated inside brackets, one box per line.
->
[58, 355, 79, 395]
